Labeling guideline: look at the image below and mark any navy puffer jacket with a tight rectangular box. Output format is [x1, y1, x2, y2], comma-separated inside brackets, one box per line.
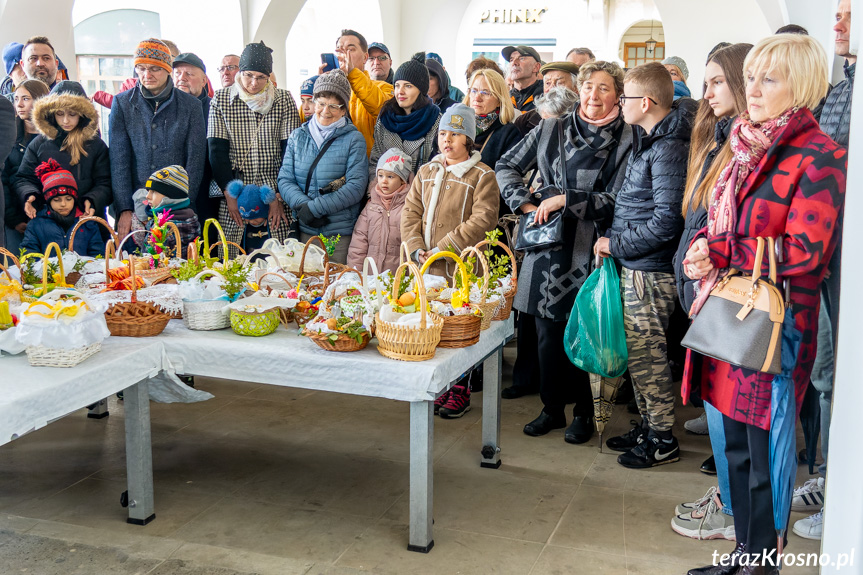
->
[608, 98, 697, 273]
[20, 209, 103, 257]
[277, 121, 369, 237]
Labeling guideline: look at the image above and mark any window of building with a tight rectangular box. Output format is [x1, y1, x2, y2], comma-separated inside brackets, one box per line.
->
[78, 56, 134, 139]
[623, 42, 665, 68]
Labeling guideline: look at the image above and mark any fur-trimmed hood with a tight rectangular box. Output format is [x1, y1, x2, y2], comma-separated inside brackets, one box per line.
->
[32, 93, 99, 142]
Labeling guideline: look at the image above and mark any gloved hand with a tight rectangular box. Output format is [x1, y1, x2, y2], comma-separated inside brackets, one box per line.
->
[297, 202, 328, 228]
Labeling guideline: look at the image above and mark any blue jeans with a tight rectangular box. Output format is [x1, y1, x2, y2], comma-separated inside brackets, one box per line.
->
[705, 401, 733, 516]
[810, 293, 834, 477]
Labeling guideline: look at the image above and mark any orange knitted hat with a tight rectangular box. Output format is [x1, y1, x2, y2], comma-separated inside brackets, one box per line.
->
[134, 38, 172, 73]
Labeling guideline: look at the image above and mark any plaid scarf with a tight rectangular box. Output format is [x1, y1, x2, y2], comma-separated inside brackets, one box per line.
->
[689, 107, 796, 316]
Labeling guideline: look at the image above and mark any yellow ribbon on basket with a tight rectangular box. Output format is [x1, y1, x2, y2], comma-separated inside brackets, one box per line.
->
[202, 218, 230, 267]
[419, 251, 470, 308]
[24, 299, 89, 320]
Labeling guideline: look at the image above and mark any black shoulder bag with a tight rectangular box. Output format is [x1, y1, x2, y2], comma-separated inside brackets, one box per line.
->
[514, 120, 567, 252]
[305, 137, 339, 196]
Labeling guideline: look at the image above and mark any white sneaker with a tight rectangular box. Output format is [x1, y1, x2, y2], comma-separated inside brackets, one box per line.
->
[791, 477, 825, 512]
[676, 486, 717, 516]
[671, 494, 736, 540]
[684, 412, 709, 435]
[793, 509, 823, 540]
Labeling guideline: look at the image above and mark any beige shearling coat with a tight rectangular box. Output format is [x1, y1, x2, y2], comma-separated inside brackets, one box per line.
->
[401, 151, 500, 279]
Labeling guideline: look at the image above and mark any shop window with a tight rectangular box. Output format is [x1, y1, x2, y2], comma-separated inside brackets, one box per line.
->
[77, 55, 134, 144]
[624, 42, 665, 69]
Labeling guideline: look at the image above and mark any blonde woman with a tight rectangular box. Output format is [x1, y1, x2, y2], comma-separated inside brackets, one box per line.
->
[463, 68, 521, 175]
[682, 35, 846, 575]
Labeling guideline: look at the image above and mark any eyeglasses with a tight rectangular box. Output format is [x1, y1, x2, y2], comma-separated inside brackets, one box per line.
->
[619, 95, 658, 105]
[469, 88, 493, 98]
[314, 100, 345, 111]
[217, 65, 239, 73]
[369, 55, 389, 62]
[241, 71, 269, 82]
[134, 65, 166, 75]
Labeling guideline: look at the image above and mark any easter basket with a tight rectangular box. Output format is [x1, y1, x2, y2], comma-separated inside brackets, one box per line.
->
[19, 243, 69, 302]
[16, 289, 110, 367]
[103, 250, 170, 337]
[230, 307, 280, 336]
[419, 251, 481, 349]
[67, 216, 119, 285]
[458, 246, 503, 331]
[375, 259, 443, 362]
[0, 247, 24, 303]
[182, 270, 232, 331]
[474, 238, 518, 321]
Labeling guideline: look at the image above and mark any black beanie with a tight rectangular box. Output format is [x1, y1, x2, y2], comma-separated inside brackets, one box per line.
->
[239, 41, 273, 76]
[394, 52, 429, 95]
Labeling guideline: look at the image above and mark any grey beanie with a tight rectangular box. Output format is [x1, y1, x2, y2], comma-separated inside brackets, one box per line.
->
[376, 147, 412, 182]
[661, 56, 689, 81]
[439, 103, 476, 143]
[313, 69, 352, 108]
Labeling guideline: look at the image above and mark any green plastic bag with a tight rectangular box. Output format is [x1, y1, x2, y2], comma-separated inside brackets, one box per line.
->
[564, 258, 628, 377]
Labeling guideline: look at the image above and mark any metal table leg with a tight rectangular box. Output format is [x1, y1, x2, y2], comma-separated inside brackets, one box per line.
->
[408, 400, 434, 552]
[123, 379, 155, 526]
[481, 347, 502, 468]
[87, 398, 109, 419]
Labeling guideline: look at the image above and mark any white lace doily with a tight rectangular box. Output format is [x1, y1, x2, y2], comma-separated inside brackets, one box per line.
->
[85, 284, 183, 315]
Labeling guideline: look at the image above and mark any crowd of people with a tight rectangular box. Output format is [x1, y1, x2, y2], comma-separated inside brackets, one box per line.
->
[0, 3, 855, 572]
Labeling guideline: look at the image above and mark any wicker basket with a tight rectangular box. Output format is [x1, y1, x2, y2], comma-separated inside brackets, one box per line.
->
[459, 247, 502, 331]
[304, 329, 371, 352]
[104, 255, 170, 337]
[181, 270, 230, 330]
[255, 271, 297, 327]
[20, 242, 68, 301]
[298, 235, 332, 284]
[26, 342, 101, 367]
[418, 250, 479, 348]
[69, 215, 119, 252]
[0, 248, 24, 302]
[292, 306, 318, 327]
[200, 218, 248, 264]
[474, 239, 518, 321]
[375, 260, 443, 362]
[230, 307, 280, 336]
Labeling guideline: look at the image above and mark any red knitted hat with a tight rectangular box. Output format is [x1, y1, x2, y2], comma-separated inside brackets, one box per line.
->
[36, 159, 78, 202]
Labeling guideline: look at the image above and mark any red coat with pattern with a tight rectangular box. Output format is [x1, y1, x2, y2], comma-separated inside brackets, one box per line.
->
[682, 109, 847, 430]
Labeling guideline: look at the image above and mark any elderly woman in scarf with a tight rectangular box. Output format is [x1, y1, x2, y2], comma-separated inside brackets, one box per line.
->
[682, 35, 846, 575]
[208, 41, 301, 255]
[495, 61, 633, 442]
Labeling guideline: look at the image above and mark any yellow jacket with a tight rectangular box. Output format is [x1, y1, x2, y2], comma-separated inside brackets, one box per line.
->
[347, 68, 393, 156]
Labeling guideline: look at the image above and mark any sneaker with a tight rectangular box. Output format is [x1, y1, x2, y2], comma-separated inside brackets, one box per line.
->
[606, 420, 646, 452]
[684, 412, 710, 435]
[791, 477, 825, 512]
[792, 509, 823, 540]
[676, 486, 719, 516]
[434, 390, 451, 415]
[439, 385, 471, 419]
[618, 435, 680, 469]
[671, 494, 736, 541]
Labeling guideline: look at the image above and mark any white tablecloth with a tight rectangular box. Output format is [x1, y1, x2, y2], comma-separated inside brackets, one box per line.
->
[0, 339, 165, 447]
[157, 318, 514, 402]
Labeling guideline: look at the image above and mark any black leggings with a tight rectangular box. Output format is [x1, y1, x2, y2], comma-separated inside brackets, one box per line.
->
[532, 314, 591, 420]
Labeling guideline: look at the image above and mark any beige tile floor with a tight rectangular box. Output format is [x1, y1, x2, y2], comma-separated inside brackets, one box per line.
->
[0, 344, 824, 575]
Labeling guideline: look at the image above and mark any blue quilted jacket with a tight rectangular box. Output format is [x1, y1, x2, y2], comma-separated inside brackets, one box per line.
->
[21, 210, 103, 257]
[277, 121, 368, 237]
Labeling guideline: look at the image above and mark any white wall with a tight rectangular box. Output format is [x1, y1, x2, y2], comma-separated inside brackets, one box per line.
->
[72, 0, 243, 92]
[0, 0, 76, 79]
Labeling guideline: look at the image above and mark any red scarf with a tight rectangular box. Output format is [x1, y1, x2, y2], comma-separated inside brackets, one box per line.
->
[689, 107, 797, 316]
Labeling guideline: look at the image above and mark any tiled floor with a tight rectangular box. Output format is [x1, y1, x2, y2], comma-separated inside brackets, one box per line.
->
[0, 344, 823, 574]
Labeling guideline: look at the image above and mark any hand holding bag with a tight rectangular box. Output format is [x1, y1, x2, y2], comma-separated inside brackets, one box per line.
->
[681, 237, 785, 374]
[514, 121, 567, 252]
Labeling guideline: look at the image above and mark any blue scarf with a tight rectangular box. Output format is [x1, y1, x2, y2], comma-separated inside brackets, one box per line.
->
[379, 100, 440, 141]
[308, 116, 346, 148]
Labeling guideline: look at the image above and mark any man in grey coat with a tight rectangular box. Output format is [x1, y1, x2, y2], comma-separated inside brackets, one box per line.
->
[109, 38, 205, 239]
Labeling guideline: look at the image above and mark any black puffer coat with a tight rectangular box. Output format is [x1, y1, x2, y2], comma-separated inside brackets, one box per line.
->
[672, 116, 732, 313]
[1, 119, 36, 229]
[608, 98, 696, 273]
[14, 92, 112, 214]
[475, 119, 522, 217]
[819, 61, 855, 148]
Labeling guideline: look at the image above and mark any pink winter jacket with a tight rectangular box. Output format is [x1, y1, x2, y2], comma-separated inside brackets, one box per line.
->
[347, 182, 410, 273]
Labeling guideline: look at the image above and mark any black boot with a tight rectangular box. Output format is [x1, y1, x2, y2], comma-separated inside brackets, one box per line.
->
[686, 542, 744, 575]
[564, 414, 593, 444]
[523, 411, 566, 436]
